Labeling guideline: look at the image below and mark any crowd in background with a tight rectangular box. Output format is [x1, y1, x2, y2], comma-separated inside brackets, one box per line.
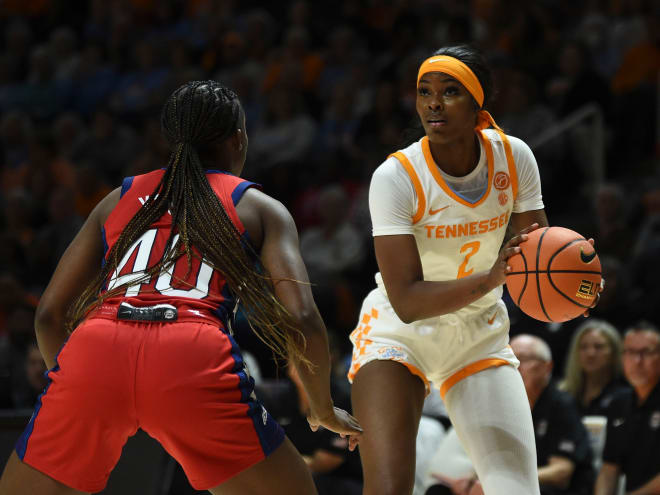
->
[0, 0, 658, 493]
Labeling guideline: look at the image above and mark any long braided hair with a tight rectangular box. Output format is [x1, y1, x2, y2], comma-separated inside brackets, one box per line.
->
[68, 81, 309, 366]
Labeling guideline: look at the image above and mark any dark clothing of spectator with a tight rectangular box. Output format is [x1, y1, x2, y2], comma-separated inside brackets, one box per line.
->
[533, 384, 595, 495]
[577, 379, 631, 418]
[601, 382, 660, 493]
[255, 379, 362, 495]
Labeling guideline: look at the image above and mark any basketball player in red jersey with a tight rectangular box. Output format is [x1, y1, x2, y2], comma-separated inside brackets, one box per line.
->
[0, 81, 361, 494]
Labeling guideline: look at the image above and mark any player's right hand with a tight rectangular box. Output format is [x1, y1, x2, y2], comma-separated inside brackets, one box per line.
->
[307, 406, 363, 451]
[489, 223, 540, 286]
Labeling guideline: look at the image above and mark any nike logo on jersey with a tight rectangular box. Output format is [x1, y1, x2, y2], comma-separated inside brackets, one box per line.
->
[580, 247, 597, 263]
[429, 205, 449, 215]
[487, 312, 497, 325]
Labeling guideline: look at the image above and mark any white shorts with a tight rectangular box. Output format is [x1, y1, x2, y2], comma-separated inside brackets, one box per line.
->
[348, 287, 519, 397]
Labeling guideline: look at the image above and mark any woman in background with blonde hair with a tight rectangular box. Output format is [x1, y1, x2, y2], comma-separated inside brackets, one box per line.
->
[560, 319, 629, 416]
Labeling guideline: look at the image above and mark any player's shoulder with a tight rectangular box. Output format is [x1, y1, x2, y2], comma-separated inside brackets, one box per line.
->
[373, 139, 424, 178]
[238, 186, 290, 222]
[483, 129, 531, 153]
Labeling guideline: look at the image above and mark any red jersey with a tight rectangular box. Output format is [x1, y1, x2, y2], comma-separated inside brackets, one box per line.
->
[101, 169, 259, 325]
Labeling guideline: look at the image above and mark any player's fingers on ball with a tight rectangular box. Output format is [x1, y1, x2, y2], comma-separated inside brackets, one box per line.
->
[521, 222, 539, 234]
[503, 246, 521, 259]
[508, 233, 528, 247]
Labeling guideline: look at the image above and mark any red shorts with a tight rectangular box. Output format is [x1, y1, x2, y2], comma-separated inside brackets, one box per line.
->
[16, 315, 284, 492]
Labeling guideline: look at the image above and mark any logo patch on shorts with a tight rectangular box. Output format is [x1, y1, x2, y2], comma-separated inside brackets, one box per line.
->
[261, 406, 268, 426]
[378, 347, 407, 361]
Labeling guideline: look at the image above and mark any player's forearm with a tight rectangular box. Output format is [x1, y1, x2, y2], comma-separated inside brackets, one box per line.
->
[34, 305, 69, 369]
[290, 309, 334, 416]
[389, 271, 498, 323]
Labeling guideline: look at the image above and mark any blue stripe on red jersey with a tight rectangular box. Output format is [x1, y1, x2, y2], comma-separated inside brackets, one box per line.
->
[120, 176, 134, 198]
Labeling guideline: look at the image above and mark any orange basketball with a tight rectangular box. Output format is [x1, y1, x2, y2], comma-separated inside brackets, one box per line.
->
[505, 226, 601, 322]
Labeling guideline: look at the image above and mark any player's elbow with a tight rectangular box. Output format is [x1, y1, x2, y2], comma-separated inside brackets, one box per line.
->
[34, 300, 65, 336]
[289, 306, 324, 334]
[389, 299, 417, 324]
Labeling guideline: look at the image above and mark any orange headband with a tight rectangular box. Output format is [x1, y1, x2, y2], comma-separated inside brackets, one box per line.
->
[417, 55, 484, 108]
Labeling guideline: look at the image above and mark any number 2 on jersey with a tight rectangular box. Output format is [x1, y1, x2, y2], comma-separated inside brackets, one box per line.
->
[457, 241, 481, 278]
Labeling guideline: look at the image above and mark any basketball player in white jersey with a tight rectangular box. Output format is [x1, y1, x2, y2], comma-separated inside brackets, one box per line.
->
[349, 45, 550, 495]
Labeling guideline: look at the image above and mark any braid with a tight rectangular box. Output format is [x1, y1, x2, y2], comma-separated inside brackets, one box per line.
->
[68, 81, 309, 367]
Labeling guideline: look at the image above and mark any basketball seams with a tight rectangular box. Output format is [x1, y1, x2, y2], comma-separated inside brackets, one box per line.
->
[547, 237, 596, 311]
[535, 228, 552, 321]
[505, 226, 601, 322]
[508, 270, 601, 275]
[516, 250, 529, 307]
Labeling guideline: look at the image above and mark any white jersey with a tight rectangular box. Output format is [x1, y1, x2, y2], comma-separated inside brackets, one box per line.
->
[369, 130, 544, 318]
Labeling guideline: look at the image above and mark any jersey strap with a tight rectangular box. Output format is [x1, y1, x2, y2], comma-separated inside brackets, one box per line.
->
[389, 151, 426, 225]
[492, 128, 519, 200]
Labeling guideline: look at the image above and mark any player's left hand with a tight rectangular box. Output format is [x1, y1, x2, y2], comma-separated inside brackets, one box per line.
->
[582, 238, 605, 318]
[307, 406, 363, 451]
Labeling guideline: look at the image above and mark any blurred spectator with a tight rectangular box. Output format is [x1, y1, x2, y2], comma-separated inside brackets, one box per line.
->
[70, 44, 119, 118]
[27, 186, 83, 288]
[109, 40, 170, 117]
[559, 319, 628, 417]
[124, 116, 170, 179]
[595, 322, 660, 494]
[51, 112, 87, 161]
[316, 81, 361, 156]
[2, 19, 33, 82]
[0, 233, 28, 281]
[73, 162, 113, 218]
[630, 195, 660, 326]
[248, 86, 317, 172]
[73, 108, 140, 184]
[609, 6, 659, 175]
[7, 43, 72, 120]
[49, 26, 79, 82]
[0, 110, 33, 177]
[559, 319, 629, 471]
[299, 183, 364, 282]
[11, 340, 47, 410]
[545, 40, 611, 121]
[587, 256, 641, 332]
[424, 334, 594, 495]
[317, 26, 362, 98]
[256, 361, 362, 495]
[579, 183, 635, 261]
[261, 26, 323, 95]
[2, 189, 36, 249]
[497, 70, 557, 146]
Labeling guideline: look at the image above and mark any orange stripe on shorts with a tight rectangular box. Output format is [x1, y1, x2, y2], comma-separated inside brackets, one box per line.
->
[440, 358, 511, 399]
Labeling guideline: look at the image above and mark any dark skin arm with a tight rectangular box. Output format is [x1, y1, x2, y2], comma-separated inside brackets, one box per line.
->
[34, 187, 121, 369]
[237, 187, 362, 448]
[375, 208, 549, 323]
